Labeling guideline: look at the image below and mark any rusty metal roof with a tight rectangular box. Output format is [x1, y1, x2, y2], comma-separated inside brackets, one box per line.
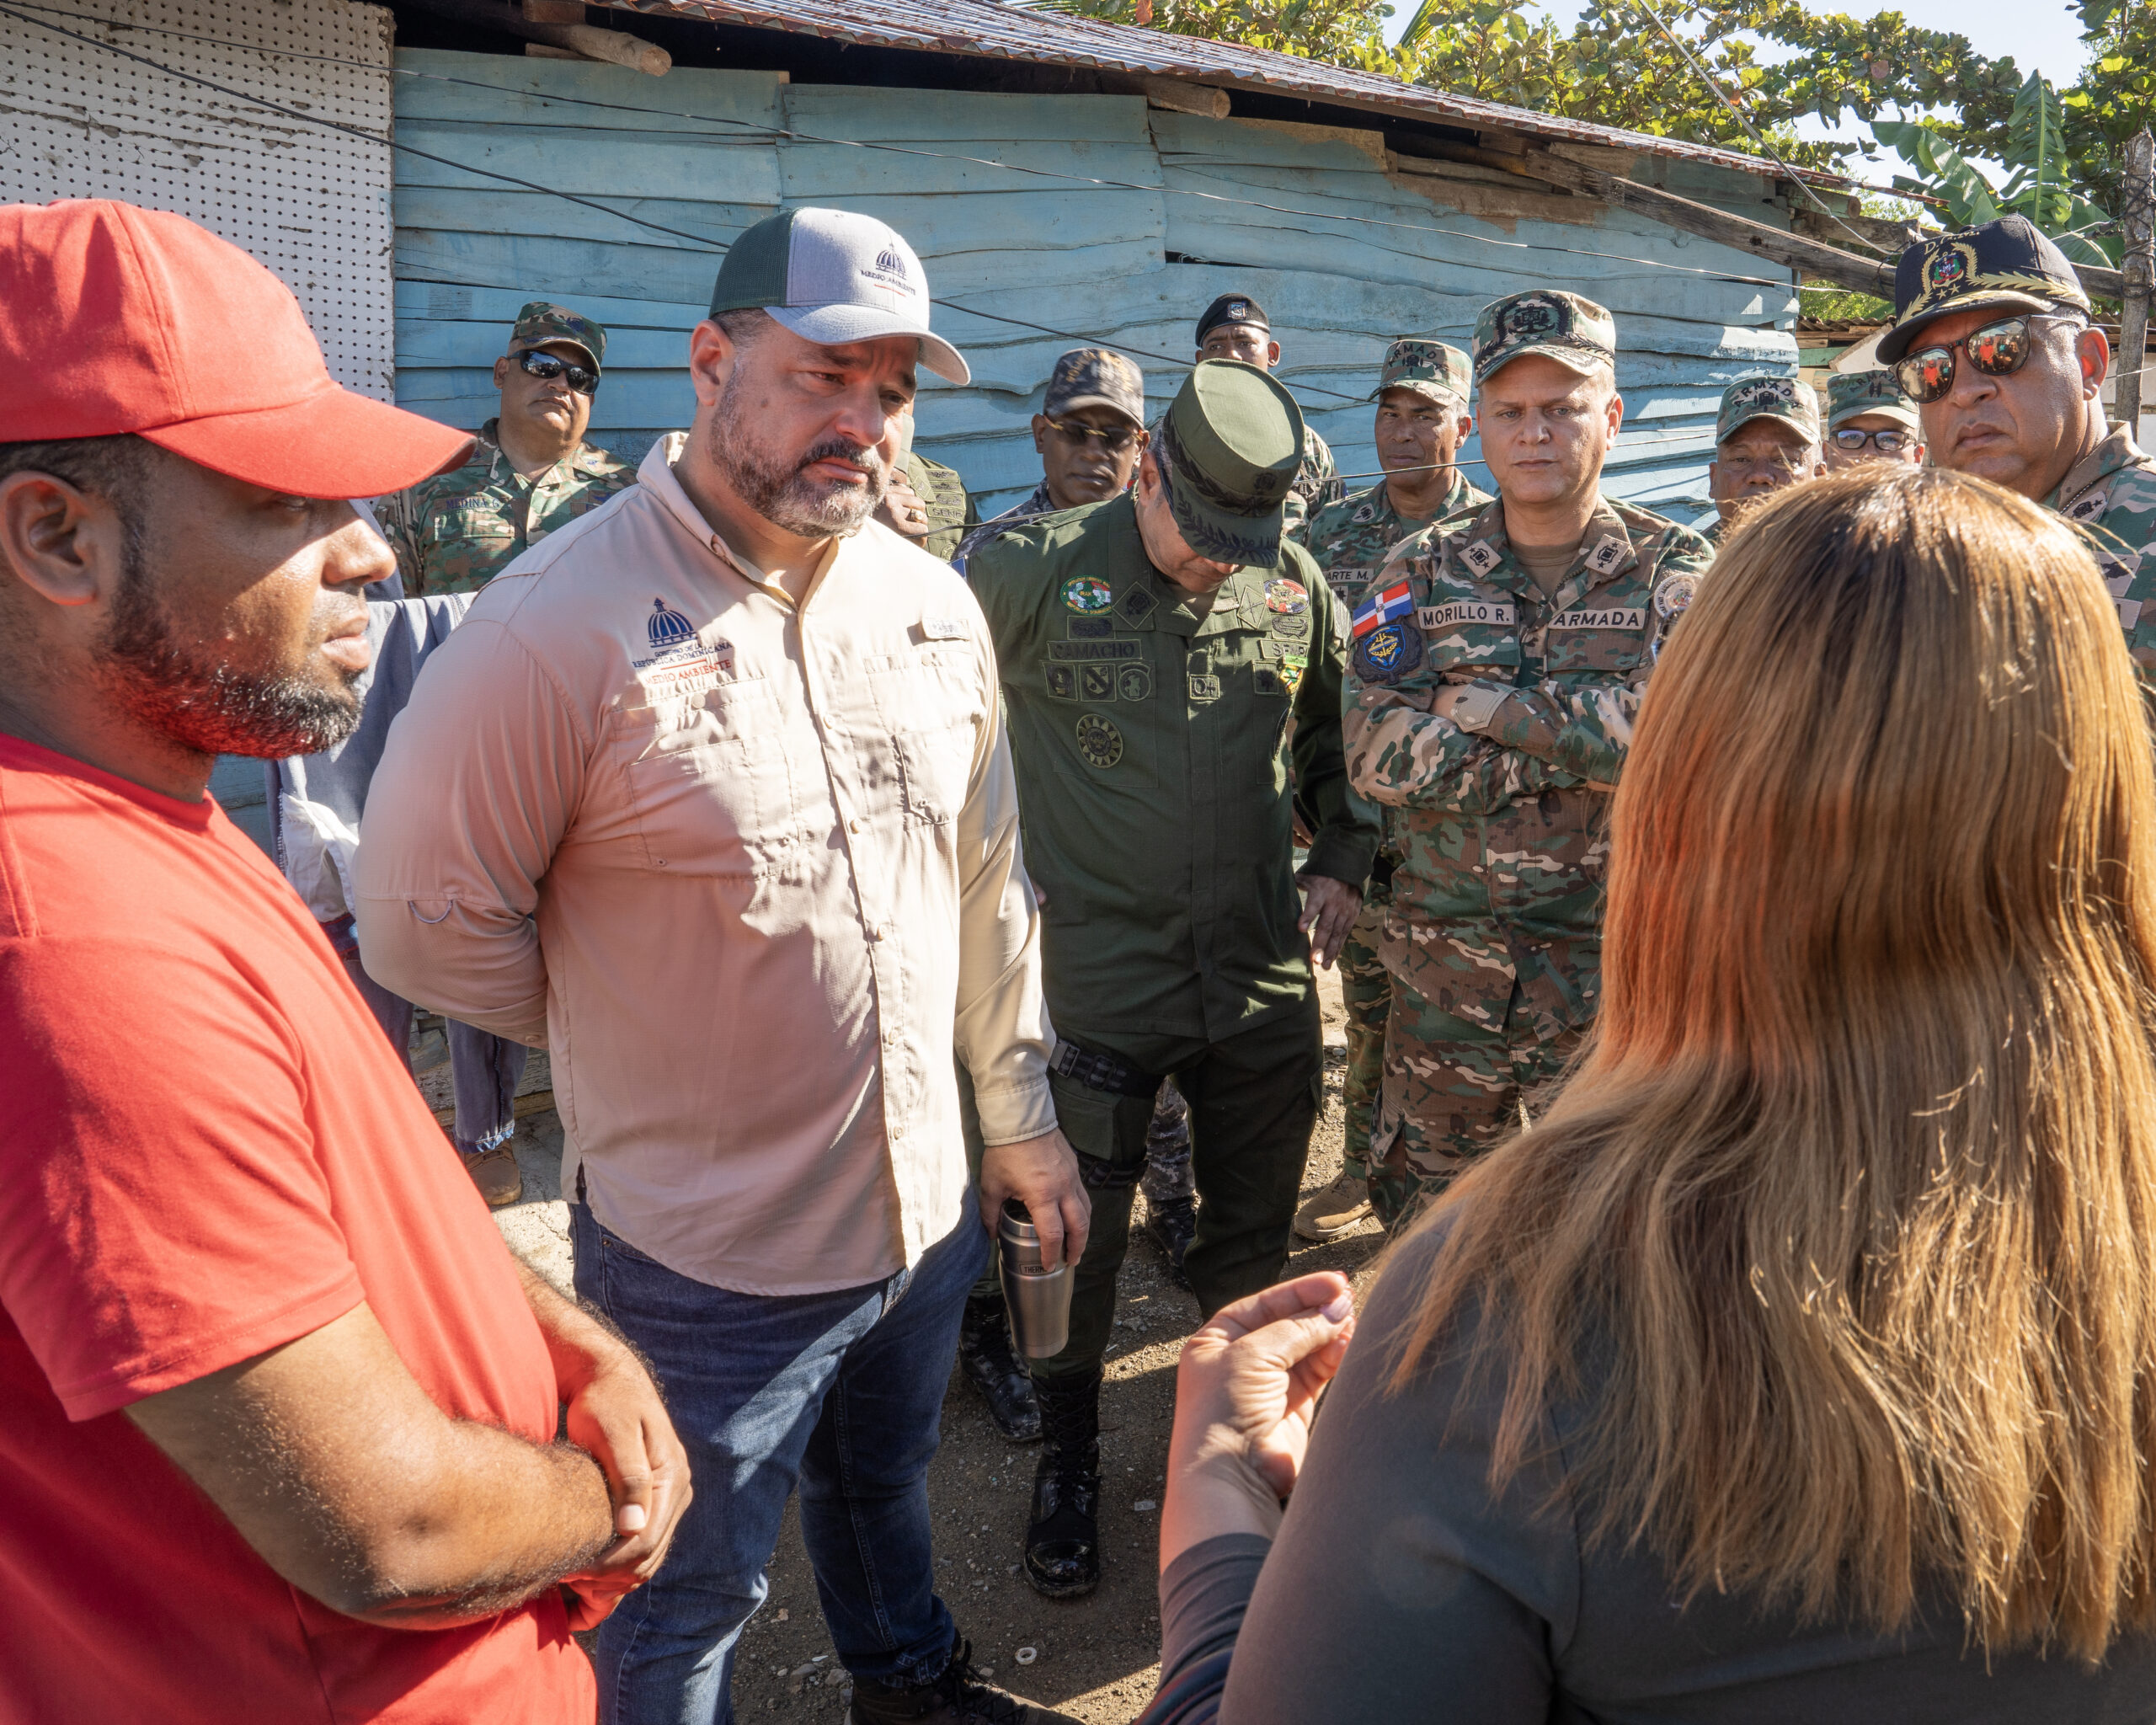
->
[614, 0, 1839, 183]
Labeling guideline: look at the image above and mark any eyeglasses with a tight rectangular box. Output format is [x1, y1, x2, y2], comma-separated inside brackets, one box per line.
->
[1044, 417, 1139, 452]
[1892, 315, 2073, 405]
[514, 349, 600, 396]
[1717, 448, 1812, 476]
[1830, 426, 1914, 454]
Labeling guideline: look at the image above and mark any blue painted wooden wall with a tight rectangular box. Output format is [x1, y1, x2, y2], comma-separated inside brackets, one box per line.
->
[392, 50, 1799, 521]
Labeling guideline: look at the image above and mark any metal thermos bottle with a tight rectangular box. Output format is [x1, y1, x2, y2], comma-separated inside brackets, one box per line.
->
[997, 1197, 1073, 1360]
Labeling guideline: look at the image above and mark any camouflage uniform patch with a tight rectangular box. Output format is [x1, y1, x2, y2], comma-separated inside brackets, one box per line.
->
[1283, 423, 1342, 537]
[1292, 473, 1492, 612]
[2047, 425, 2156, 684]
[373, 418, 636, 596]
[905, 450, 979, 563]
[1342, 494, 1713, 1221]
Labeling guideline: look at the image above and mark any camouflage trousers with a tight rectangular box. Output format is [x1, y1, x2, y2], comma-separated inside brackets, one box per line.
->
[1337, 891, 1390, 1183]
[1368, 969, 1581, 1231]
[1140, 1077, 1194, 1206]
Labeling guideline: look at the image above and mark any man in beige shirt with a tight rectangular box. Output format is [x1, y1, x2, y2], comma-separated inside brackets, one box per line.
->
[355, 208, 1086, 1725]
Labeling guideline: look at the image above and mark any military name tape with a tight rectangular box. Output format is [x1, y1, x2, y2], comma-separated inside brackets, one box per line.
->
[1552, 606, 1646, 631]
[1418, 600, 1517, 631]
[1049, 639, 1143, 661]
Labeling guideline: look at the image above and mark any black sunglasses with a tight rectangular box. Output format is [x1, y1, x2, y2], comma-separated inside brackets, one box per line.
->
[1044, 416, 1139, 452]
[514, 349, 600, 396]
[1892, 315, 2075, 405]
[1830, 426, 1914, 454]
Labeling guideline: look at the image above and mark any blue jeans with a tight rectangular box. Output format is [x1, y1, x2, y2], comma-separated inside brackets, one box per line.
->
[571, 1192, 990, 1725]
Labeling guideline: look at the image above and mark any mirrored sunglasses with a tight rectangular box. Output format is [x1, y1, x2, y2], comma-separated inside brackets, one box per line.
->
[1892, 317, 2037, 405]
[1045, 417, 1139, 452]
[1830, 426, 1913, 454]
[515, 349, 600, 396]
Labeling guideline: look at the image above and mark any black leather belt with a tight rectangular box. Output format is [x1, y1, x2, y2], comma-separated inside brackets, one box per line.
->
[1050, 1039, 1161, 1098]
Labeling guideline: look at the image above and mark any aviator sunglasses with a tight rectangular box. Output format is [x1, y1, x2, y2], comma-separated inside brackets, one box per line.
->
[1892, 315, 2077, 405]
[514, 348, 600, 396]
[1044, 416, 1140, 452]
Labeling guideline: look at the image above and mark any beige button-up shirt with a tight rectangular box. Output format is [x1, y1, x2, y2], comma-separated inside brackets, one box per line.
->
[355, 436, 1057, 1294]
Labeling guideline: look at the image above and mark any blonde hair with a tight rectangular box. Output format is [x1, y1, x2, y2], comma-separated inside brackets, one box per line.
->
[1390, 466, 2156, 1661]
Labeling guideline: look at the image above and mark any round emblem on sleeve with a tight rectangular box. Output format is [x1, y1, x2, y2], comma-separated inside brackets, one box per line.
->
[1351, 621, 1422, 686]
[1652, 573, 1700, 622]
[1075, 712, 1123, 768]
[1061, 576, 1113, 614]
[1351, 503, 1377, 524]
[1264, 577, 1309, 614]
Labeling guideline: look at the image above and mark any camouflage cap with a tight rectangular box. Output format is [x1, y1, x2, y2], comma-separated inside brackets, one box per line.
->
[510, 301, 606, 370]
[1876, 215, 2091, 365]
[1472, 290, 1616, 384]
[1196, 292, 1268, 344]
[1153, 359, 1305, 569]
[1043, 347, 1146, 425]
[1826, 367, 1919, 432]
[1372, 337, 1470, 408]
[1716, 374, 1820, 447]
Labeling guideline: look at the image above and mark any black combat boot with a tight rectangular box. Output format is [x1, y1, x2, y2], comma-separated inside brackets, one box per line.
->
[846, 1637, 1081, 1724]
[958, 1290, 1041, 1444]
[1143, 1193, 1197, 1290]
[1022, 1371, 1102, 1598]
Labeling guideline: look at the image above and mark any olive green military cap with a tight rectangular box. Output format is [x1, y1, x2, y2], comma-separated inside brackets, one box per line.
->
[1716, 374, 1820, 447]
[1154, 359, 1305, 569]
[1472, 290, 1616, 384]
[510, 301, 606, 370]
[1373, 337, 1470, 408]
[1826, 367, 1919, 432]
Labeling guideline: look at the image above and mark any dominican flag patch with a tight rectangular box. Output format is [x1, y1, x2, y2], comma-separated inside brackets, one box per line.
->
[1350, 579, 1413, 638]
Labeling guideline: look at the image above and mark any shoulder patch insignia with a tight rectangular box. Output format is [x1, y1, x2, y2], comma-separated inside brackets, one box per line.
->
[1459, 541, 1501, 578]
[1118, 584, 1159, 626]
[1081, 664, 1117, 700]
[1265, 576, 1309, 614]
[1652, 573, 1700, 622]
[1351, 502, 1378, 524]
[1075, 712, 1123, 768]
[1585, 535, 1629, 575]
[1062, 575, 1114, 614]
[1046, 663, 1078, 701]
[1069, 616, 1113, 639]
[2066, 489, 2110, 523]
[1117, 662, 1153, 702]
[1352, 619, 1423, 686]
[1278, 649, 1309, 696]
[1253, 665, 1287, 697]
[1271, 611, 1310, 638]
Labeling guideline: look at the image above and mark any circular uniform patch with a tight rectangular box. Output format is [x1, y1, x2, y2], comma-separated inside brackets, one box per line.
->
[1075, 712, 1123, 768]
[1351, 621, 1422, 686]
[1117, 662, 1153, 702]
[1652, 572, 1700, 622]
[1061, 575, 1113, 615]
[1264, 576, 1309, 615]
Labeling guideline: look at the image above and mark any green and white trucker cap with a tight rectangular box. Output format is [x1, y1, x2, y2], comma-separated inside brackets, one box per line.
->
[710, 207, 970, 385]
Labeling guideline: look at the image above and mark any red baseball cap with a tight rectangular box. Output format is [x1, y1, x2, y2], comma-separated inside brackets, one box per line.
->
[0, 200, 471, 499]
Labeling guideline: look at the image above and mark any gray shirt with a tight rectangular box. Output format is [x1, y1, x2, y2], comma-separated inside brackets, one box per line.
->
[1145, 1222, 2156, 1723]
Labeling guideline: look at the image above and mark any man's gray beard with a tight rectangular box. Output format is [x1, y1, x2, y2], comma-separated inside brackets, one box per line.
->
[92, 521, 363, 761]
[712, 371, 886, 537]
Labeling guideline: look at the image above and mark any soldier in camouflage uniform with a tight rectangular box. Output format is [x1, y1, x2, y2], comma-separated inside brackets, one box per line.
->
[1822, 368, 1924, 471]
[1196, 292, 1342, 532]
[1290, 336, 1491, 1240]
[1700, 374, 1822, 546]
[373, 302, 635, 595]
[877, 401, 979, 560]
[1344, 291, 1714, 1227]
[1878, 216, 2156, 681]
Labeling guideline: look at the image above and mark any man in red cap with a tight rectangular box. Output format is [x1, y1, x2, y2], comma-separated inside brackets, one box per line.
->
[0, 200, 689, 1723]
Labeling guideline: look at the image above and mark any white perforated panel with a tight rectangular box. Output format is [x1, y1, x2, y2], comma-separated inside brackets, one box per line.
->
[1, 0, 397, 397]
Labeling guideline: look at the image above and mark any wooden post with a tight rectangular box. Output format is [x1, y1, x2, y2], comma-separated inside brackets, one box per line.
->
[2117, 128, 2154, 436]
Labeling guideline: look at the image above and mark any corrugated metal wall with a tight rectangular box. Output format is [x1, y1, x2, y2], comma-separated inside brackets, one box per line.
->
[391, 50, 1798, 520]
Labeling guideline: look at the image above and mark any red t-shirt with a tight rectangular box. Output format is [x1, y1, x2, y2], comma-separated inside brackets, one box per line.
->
[0, 737, 594, 1723]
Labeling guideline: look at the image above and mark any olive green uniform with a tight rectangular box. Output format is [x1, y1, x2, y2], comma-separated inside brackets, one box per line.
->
[969, 493, 1378, 1380]
[373, 418, 635, 596]
[903, 449, 979, 563]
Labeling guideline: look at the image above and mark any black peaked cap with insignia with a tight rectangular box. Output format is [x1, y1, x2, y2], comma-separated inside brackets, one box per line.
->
[1196, 292, 1270, 345]
[1878, 215, 2091, 365]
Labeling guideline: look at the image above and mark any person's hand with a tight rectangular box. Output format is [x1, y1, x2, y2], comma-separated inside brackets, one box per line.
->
[1299, 875, 1362, 969]
[1160, 1273, 1355, 1566]
[978, 1127, 1091, 1269]
[878, 469, 933, 539]
[558, 1347, 693, 1602]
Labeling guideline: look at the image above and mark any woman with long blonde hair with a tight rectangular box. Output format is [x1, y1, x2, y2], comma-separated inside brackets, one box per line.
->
[1135, 466, 2156, 1722]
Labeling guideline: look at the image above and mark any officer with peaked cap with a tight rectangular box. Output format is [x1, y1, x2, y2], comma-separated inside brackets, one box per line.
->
[1196, 291, 1342, 531]
[1823, 368, 1924, 471]
[1882, 216, 2156, 681]
[1290, 335, 1491, 1244]
[1703, 373, 1823, 543]
[373, 300, 635, 597]
[1343, 289, 1712, 1229]
[968, 359, 1379, 1600]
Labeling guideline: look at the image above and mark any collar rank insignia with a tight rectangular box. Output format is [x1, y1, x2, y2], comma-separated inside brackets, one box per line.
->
[1459, 541, 1500, 577]
[1351, 503, 1377, 524]
[1118, 584, 1159, 625]
[1585, 535, 1628, 574]
[2067, 491, 2108, 522]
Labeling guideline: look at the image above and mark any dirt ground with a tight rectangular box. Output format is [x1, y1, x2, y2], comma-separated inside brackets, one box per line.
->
[494, 967, 1388, 1722]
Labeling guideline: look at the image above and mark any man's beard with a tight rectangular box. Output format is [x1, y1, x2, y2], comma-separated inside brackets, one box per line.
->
[712, 371, 886, 537]
[92, 521, 364, 761]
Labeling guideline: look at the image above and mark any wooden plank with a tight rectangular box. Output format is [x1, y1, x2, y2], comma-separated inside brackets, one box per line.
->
[395, 186, 760, 252]
[395, 47, 783, 129]
[777, 139, 1162, 201]
[397, 229, 724, 305]
[781, 83, 1149, 146]
[396, 120, 783, 204]
[398, 318, 694, 368]
[397, 368, 698, 426]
